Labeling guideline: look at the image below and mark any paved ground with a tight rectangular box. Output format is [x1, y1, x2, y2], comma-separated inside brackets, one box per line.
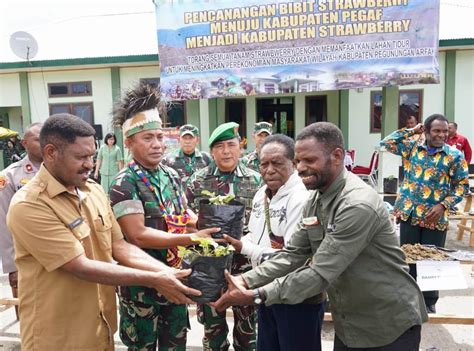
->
[0, 218, 472, 350]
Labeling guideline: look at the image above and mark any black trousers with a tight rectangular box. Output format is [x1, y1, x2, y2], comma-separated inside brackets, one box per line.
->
[399, 219, 447, 306]
[333, 325, 421, 351]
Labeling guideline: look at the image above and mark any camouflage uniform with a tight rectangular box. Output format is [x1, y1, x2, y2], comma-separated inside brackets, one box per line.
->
[186, 161, 262, 351]
[162, 148, 211, 184]
[109, 162, 189, 351]
[241, 150, 259, 173]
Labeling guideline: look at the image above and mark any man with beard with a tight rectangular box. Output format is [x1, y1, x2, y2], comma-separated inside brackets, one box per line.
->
[381, 114, 469, 313]
[7, 114, 199, 350]
[162, 124, 211, 183]
[224, 134, 325, 351]
[213, 122, 428, 351]
[186, 122, 262, 351]
[0, 122, 42, 319]
[109, 84, 219, 350]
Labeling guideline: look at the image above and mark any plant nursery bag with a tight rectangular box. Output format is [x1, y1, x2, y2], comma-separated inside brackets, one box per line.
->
[182, 252, 234, 303]
[198, 199, 245, 239]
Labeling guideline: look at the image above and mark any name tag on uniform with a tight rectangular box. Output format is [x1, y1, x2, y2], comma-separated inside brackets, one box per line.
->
[67, 217, 84, 229]
[303, 216, 319, 226]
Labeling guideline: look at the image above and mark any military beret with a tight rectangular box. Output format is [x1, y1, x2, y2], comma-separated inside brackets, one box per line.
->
[209, 122, 240, 148]
[254, 121, 273, 136]
[180, 124, 199, 137]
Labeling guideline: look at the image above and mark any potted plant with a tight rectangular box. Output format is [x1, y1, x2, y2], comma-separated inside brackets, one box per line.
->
[197, 190, 246, 239]
[179, 236, 234, 303]
[383, 175, 398, 194]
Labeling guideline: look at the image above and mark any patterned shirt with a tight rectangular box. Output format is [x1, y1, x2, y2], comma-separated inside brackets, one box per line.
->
[162, 148, 211, 183]
[109, 162, 187, 304]
[380, 128, 469, 231]
[241, 150, 260, 173]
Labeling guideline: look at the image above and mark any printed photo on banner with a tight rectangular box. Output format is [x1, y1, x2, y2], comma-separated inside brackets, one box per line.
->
[154, 0, 440, 100]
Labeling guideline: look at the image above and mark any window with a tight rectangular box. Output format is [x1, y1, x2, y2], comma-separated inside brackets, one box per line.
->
[256, 98, 294, 138]
[140, 78, 160, 89]
[48, 82, 92, 97]
[370, 90, 423, 133]
[398, 90, 423, 129]
[370, 91, 383, 133]
[306, 96, 327, 125]
[164, 101, 186, 127]
[225, 99, 247, 139]
[49, 103, 94, 125]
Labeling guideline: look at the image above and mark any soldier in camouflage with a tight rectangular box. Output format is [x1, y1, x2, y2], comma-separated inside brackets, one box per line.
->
[162, 124, 211, 183]
[109, 84, 219, 351]
[241, 121, 273, 172]
[186, 122, 262, 351]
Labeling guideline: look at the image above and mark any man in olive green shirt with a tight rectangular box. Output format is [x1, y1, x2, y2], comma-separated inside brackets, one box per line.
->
[214, 122, 427, 350]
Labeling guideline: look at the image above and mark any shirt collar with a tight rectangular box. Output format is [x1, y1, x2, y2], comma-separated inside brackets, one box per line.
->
[179, 148, 203, 158]
[318, 169, 346, 210]
[209, 160, 250, 177]
[38, 164, 91, 199]
[418, 142, 450, 155]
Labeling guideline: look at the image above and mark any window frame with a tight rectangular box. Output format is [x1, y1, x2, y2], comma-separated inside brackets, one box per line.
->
[48, 81, 92, 98]
[369, 89, 424, 133]
[49, 102, 94, 124]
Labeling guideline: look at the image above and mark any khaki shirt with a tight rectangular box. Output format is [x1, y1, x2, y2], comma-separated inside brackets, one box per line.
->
[243, 170, 427, 348]
[7, 165, 123, 350]
[0, 156, 39, 273]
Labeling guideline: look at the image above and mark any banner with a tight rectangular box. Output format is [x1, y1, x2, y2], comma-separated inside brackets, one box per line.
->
[154, 0, 440, 100]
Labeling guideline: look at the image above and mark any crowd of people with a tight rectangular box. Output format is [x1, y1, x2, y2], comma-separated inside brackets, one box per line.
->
[0, 83, 470, 351]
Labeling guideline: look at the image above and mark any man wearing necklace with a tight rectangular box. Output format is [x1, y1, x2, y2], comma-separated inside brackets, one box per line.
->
[186, 122, 262, 351]
[381, 114, 469, 314]
[7, 114, 200, 350]
[224, 134, 324, 351]
[109, 84, 219, 350]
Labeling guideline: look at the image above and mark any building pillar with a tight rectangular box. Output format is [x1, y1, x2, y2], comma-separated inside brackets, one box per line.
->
[19, 72, 31, 128]
[199, 98, 210, 152]
[339, 90, 349, 148]
[444, 50, 456, 121]
[378, 86, 400, 192]
[110, 67, 123, 152]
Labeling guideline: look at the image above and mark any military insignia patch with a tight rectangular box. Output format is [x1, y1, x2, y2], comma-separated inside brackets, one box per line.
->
[24, 164, 34, 173]
[19, 178, 29, 186]
[0, 175, 7, 190]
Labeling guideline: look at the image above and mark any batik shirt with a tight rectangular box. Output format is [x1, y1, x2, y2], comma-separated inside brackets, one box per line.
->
[162, 148, 211, 183]
[380, 128, 469, 231]
[109, 162, 187, 303]
[241, 150, 260, 173]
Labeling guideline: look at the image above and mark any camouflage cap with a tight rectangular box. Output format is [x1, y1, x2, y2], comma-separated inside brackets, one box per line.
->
[254, 121, 273, 136]
[180, 124, 199, 137]
[208, 122, 240, 148]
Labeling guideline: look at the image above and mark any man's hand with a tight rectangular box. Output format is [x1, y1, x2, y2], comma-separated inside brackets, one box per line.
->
[210, 271, 253, 312]
[425, 204, 445, 223]
[153, 268, 201, 305]
[412, 123, 425, 134]
[194, 227, 221, 239]
[93, 171, 99, 180]
[223, 234, 242, 253]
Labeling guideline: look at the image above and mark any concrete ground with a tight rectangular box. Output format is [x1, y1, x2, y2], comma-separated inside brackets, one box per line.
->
[0, 219, 472, 350]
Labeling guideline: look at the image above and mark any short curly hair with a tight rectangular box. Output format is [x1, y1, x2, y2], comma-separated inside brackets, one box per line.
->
[40, 114, 95, 149]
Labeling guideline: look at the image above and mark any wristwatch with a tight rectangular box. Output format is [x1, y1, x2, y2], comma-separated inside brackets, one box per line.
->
[252, 288, 265, 305]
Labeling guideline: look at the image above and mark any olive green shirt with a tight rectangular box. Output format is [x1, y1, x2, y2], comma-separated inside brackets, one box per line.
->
[243, 170, 427, 348]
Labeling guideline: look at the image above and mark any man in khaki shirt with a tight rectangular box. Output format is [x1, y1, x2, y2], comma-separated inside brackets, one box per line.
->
[7, 114, 201, 351]
[214, 122, 427, 350]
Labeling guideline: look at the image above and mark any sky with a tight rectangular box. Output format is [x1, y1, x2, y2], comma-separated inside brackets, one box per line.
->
[0, 0, 473, 63]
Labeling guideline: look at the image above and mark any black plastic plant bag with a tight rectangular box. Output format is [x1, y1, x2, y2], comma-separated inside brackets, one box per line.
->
[198, 199, 245, 239]
[182, 252, 234, 303]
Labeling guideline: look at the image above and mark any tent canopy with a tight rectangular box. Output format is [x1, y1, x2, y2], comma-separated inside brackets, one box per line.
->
[0, 127, 19, 139]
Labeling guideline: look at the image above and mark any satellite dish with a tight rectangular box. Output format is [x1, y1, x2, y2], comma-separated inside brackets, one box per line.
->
[9, 31, 38, 60]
